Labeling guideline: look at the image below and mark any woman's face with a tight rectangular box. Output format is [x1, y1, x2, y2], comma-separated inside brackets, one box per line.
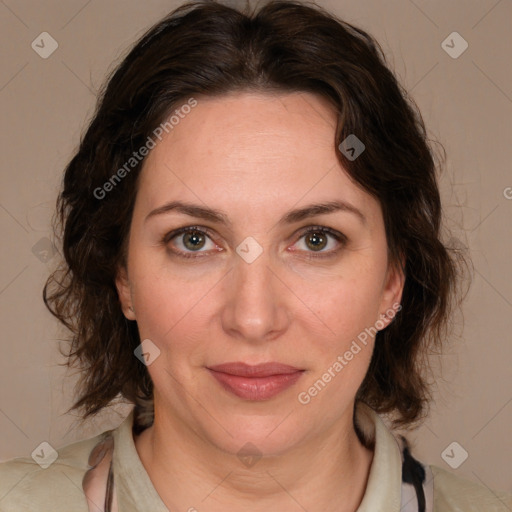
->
[116, 91, 403, 455]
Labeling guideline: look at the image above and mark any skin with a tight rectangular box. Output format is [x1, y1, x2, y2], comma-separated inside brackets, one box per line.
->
[116, 90, 404, 512]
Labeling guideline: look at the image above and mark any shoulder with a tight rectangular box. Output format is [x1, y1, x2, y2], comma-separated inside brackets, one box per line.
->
[0, 430, 111, 512]
[430, 464, 512, 511]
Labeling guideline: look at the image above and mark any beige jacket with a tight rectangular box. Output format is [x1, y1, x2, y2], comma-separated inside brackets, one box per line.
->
[0, 404, 510, 511]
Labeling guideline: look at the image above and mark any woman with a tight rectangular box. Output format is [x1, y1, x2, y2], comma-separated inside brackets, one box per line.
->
[0, 1, 509, 511]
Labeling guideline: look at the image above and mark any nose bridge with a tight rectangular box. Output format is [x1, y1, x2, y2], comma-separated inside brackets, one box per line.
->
[221, 241, 289, 341]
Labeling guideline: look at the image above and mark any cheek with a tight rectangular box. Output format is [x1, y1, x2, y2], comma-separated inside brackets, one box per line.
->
[292, 272, 381, 410]
[128, 254, 221, 353]
[290, 260, 386, 346]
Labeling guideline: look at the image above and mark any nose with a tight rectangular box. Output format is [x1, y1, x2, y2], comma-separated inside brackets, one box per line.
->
[220, 246, 291, 344]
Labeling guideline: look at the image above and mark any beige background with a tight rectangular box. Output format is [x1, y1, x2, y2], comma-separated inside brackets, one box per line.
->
[0, 0, 511, 494]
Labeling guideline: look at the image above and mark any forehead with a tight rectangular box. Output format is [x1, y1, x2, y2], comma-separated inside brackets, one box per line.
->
[136, 91, 375, 220]
[145, 91, 337, 168]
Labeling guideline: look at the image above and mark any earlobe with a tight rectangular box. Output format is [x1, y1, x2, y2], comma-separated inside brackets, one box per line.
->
[378, 256, 405, 329]
[115, 266, 136, 320]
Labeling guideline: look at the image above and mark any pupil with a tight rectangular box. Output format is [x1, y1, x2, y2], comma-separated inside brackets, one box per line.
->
[307, 232, 326, 251]
[184, 231, 205, 251]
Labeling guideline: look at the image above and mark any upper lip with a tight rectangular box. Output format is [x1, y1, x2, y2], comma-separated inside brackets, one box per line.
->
[207, 362, 303, 377]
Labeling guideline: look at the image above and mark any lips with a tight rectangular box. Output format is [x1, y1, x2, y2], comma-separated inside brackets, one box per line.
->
[207, 362, 305, 400]
[207, 362, 303, 377]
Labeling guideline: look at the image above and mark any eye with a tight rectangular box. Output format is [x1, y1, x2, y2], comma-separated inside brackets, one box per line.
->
[161, 225, 347, 260]
[162, 226, 220, 259]
[291, 226, 347, 259]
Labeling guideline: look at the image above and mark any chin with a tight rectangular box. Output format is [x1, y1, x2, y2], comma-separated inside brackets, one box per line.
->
[202, 413, 308, 460]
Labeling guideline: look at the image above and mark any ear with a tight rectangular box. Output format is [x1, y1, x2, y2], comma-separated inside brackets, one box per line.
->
[377, 255, 405, 330]
[115, 265, 136, 321]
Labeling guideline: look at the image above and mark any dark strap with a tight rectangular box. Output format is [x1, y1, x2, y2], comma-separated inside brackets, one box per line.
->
[398, 435, 434, 512]
[104, 458, 114, 512]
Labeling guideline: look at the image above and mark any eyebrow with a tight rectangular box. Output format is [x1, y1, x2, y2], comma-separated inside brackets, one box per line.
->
[144, 199, 366, 226]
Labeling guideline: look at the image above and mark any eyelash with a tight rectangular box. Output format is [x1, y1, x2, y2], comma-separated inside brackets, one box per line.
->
[161, 225, 347, 261]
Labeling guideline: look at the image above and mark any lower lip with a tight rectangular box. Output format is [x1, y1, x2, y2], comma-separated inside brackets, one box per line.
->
[208, 369, 304, 400]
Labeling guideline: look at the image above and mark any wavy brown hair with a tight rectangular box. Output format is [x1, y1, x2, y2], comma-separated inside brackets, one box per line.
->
[44, 0, 468, 431]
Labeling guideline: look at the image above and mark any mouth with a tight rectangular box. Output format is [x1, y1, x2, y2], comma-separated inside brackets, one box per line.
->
[206, 362, 305, 401]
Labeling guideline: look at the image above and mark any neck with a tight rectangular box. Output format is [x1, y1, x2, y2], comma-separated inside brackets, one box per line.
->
[134, 402, 374, 512]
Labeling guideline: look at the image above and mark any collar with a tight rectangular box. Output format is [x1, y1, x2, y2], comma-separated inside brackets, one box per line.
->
[112, 408, 168, 511]
[354, 402, 403, 511]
